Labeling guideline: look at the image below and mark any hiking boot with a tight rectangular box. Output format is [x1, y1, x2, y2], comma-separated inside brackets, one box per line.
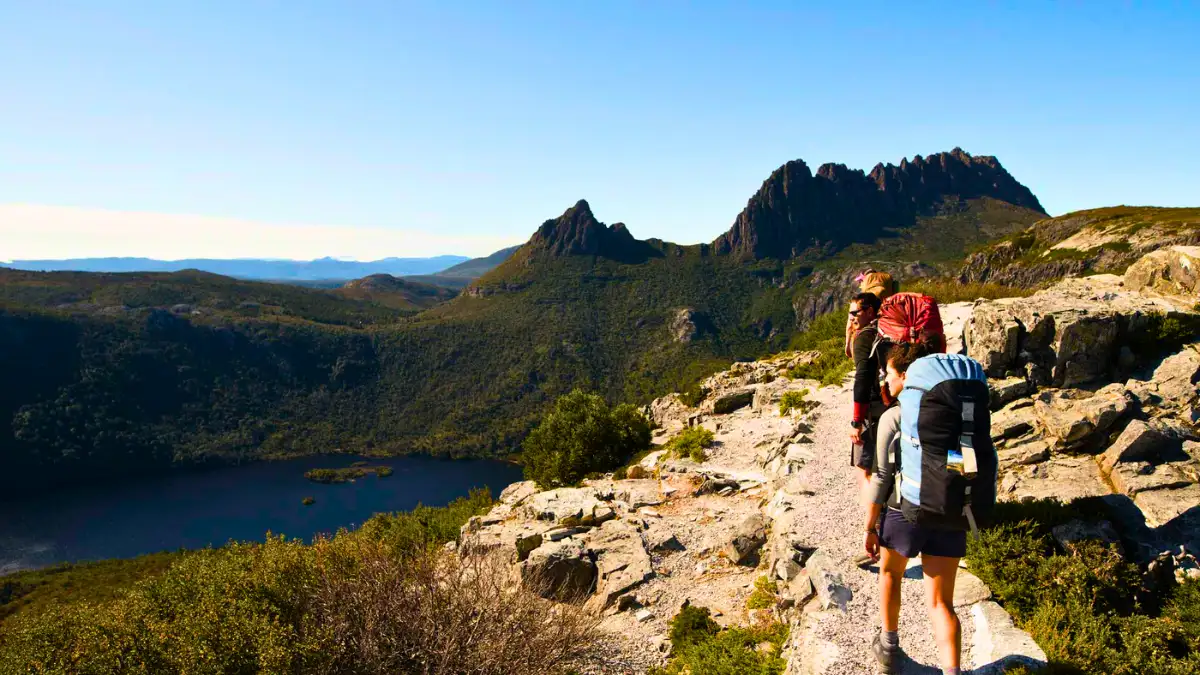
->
[872, 633, 899, 674]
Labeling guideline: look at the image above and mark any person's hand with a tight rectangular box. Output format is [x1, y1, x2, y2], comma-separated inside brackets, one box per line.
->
[864, 530, 880, 562]
[850, 427, 863, 444]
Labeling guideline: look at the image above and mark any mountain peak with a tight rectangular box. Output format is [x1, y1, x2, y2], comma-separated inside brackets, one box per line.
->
[524, 201, 653, 261]
[713, 148, 1046, 260]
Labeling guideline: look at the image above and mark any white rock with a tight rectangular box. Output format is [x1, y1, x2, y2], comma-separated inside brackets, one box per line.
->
[635, 609, 654, 622]
[971, 601, 1047, 673]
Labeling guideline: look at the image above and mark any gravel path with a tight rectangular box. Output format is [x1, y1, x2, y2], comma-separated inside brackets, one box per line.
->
[789, 382, 974, 674]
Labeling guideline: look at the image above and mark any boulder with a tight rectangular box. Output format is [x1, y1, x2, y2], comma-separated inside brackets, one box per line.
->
[695, 477, 740, 496]
[647, 393, 691, 432]
[1110, 462, 1193, 496]
[991, 401, 1037, 442]
[521, 539, 597, 601]
[643, 525, 685, 552]
[614, 480, 663, 509]
[1133, 483, 1200, 527]
[1142, 345, 1200, 410]
[521, 488, 604, 524]
[989, 377, 1034, 411]
[966, 305, 1022, 377]
[724, 514, 767, 565]
[998, 456, 1110, 503]
[1034, 385, 1130, 450]
[1098, 419, 1173, 475]
[499, 480, 539, 506]
[585, 520, 654, 610]
[712, 388, 755, 415]
[965, 274, 1178, 388]
[803, 550, 852, 612]
[998, 438, 1050, 468]
[1123, 246, 1200, 298]
[970, 601, 1047, 673]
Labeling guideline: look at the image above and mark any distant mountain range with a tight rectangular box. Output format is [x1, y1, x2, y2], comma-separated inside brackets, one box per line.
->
[0, 255, 472, 280]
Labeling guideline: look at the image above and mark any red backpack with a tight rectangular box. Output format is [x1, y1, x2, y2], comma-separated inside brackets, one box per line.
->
[877, 292, 946, 353]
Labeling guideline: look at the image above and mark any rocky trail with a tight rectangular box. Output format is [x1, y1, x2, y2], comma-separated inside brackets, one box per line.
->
[458, 246, 1200, 674]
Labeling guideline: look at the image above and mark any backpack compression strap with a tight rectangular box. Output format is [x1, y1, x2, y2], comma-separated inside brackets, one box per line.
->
[958, 395, 981, 538]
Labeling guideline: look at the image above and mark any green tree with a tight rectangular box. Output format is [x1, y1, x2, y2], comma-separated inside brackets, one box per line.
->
[522, 390, 651, 488]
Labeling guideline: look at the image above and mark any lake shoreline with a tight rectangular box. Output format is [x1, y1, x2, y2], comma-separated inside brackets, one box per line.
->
[0, 454, 522, 575]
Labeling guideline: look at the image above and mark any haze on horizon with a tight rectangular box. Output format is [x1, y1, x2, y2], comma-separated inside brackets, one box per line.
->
[1, 2, 1197, 262]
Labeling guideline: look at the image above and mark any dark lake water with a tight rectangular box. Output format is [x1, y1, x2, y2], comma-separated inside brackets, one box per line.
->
[0, 455, 523, 574]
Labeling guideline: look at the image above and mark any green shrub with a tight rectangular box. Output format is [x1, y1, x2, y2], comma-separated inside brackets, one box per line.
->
[652, 605, 787, 675]
[666, 604, 720, 651]
[375, 466, 394, 478]
[521, 390, 652, 488]
[786, 312, 853, 386]
[1130, 313, 1200, 360]
[301, 496, 315, 506]
[666, 427, 714, 462]
[966, 497, 1200, 674]
[778, 389, 812, 416]
[746, 575, 778, 610]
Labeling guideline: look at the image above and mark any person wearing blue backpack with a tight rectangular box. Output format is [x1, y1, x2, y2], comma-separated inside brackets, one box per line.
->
[861, 341, 997, 675]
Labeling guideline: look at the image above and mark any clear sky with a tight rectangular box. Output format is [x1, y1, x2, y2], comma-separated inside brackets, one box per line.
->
[1, 1, 1197, 260]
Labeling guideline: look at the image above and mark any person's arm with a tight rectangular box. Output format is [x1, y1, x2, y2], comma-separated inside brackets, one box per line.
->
[851, 329, 876, 422]
[863, 407, 900, 561]
[866, 407, 900, 506]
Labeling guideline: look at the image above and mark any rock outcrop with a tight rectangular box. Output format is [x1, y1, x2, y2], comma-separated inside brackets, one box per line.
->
[958, 207, 1200, 288]
[964, 274, 1187, 386]
[714, 148, 1045, 260]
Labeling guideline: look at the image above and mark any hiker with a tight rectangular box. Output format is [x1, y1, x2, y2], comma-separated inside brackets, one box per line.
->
[862, 343, 997, 675]
[848, 292, 886, 491]
[843, 269, 898, 358]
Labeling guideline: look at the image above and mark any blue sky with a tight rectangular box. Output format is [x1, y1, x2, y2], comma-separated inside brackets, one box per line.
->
[1, 1, 1197, 259]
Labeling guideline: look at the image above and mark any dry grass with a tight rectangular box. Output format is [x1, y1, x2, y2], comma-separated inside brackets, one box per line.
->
[307, 542, 603, 675]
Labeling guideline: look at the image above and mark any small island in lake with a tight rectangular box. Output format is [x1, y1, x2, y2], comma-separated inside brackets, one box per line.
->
[304, 465, 394, 484]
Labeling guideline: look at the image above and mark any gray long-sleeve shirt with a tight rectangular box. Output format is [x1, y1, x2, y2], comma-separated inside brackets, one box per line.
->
[867, 405, 903, 509]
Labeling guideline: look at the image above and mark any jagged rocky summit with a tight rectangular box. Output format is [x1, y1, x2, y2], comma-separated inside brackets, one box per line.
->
[713, 148, 1045, 260]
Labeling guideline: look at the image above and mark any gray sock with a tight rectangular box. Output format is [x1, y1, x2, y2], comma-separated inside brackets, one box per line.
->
[881, 628, 899, 647]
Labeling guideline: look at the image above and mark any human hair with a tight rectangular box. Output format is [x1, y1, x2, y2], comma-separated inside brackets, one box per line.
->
[851, 292, 881, 313]
[886, 340, 933, 374]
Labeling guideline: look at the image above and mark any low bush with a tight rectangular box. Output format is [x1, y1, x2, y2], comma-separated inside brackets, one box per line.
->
[778, 389, 813, 416]
[786, 312, 852, 386]
[651, 605, 787, 675]
[746, 575, 778, 610]
[666, 427, 714, 462]
[966, 497, 1200, 674]
[522, 389, 652, 488]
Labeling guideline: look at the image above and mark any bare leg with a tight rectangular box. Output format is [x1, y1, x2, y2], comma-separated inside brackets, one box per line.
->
[879, 546, 907, 632]
[922, 554, 962, 670]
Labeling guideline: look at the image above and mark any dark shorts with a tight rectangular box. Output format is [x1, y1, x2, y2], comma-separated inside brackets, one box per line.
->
[850, 402, 887, 470]
[879, 508, 967, 559]
[851, 422, 875, 470]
